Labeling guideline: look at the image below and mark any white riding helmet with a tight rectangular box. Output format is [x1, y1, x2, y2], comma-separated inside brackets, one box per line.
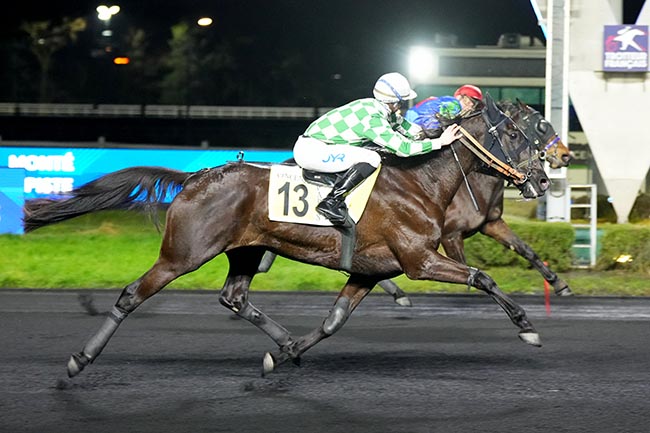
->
[372, 72, 417, 103]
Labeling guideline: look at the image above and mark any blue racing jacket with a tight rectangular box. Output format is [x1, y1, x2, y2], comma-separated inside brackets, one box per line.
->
[404, 96, 462, 130]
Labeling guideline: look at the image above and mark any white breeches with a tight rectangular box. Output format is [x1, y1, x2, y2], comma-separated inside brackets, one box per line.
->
[293, 135, 381, 173]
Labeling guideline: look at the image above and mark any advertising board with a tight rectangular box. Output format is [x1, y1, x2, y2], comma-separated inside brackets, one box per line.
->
[0, 168, 25, 234]
[603, 25, 649, 72]
[0, 146, 292, 234]
[0, 146, 292, 200]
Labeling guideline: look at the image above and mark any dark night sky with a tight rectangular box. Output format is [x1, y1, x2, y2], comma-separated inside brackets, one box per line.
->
[3, 0, 646, 42]
[0, 0, 646, 102]
[0, 1, 543, 88]
[0, 1, 547, 52]
[1, 1, 547, 44]
[3, 1, 646, 57]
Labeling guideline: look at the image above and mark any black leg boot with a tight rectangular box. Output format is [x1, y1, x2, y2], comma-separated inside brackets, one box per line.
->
[316, 162, 377, 225]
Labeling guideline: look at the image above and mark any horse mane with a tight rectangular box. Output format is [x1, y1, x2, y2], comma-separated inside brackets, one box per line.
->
[497, 99, 540, 120]
[498, 99, 518, 117]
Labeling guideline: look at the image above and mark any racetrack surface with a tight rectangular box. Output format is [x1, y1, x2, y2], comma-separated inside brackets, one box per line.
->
[2, 289, 650, 433]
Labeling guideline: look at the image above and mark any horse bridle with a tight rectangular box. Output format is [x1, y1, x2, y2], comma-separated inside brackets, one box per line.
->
[518, 107, 562, 162]
[456, 109, 534, 185]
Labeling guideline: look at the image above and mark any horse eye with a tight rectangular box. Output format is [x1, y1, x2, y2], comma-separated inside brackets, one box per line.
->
[537, 121, 549, 133]
[510, 132, 518, 140]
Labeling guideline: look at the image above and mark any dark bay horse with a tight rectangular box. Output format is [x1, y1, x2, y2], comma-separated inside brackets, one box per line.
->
[439, 101, 573, 295]
[380, 101, 574, 301]
[23, 94, 550, 378]
[259, 100, 573, 304]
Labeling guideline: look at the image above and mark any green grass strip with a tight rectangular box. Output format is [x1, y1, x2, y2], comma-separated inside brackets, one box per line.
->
[2, 211, 648, 296]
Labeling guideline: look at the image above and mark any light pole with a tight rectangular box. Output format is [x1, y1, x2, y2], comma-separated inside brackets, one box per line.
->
[184, 18, 213, 146]
[185, 17, 214, 105]
[96, 5, 120, 53]
[93, 5, 121, 102]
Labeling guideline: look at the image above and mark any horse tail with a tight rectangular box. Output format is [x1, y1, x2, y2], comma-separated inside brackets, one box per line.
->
[23, 166, 195, 233]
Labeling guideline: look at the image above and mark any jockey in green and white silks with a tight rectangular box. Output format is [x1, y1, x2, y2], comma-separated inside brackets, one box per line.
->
[298, 98, 434, 171]
[293, 72, 462, 226]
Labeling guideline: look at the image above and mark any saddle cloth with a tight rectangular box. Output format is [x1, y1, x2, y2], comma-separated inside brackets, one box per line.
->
[267, 164, 381, 226]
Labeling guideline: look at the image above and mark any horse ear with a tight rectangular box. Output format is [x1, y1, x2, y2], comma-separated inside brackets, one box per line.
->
[516, 98, 529, 111]
[485, 92, 500, 123]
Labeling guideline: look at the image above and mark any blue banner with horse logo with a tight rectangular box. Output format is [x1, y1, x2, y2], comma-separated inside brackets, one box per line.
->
[0, 168, 26, 234]
[603, 25, 649, 72]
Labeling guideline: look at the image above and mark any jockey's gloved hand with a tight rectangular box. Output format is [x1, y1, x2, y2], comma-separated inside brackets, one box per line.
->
[439, 124, 463, 146]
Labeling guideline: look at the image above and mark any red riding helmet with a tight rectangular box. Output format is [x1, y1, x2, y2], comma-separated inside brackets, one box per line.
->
[454, 84, 483, 101]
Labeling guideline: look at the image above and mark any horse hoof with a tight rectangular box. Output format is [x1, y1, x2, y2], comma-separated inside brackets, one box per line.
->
[518, 331, 542, 347]
[555, 287, 573, 297]
[67, 354, 84, 378]
[262, 352, 275, 377]
[394, 296, 413, 307]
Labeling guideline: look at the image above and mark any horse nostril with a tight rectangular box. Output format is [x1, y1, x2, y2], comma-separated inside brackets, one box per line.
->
[562, 154, 571, 163]
[540, 178, 550, 191]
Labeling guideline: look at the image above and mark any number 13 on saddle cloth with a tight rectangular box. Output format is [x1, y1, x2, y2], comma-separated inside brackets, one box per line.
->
[268, 164, 381, 226]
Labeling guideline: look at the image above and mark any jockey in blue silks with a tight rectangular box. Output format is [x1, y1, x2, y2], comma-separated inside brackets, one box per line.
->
[405, 84, 483, 130]
[404, 96, 463, 130]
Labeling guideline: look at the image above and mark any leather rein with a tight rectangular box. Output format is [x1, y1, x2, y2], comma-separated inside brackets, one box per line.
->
[456, 112, 531, 185]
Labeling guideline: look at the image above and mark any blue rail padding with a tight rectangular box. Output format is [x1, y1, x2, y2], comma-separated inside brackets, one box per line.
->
[0, 167, 26, 234]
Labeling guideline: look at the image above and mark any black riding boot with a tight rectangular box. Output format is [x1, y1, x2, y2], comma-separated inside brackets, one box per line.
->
[316, 162, 377, 225]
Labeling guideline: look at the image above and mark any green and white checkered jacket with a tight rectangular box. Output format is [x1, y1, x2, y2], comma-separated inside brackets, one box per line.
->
[304, 98, 441, 157]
